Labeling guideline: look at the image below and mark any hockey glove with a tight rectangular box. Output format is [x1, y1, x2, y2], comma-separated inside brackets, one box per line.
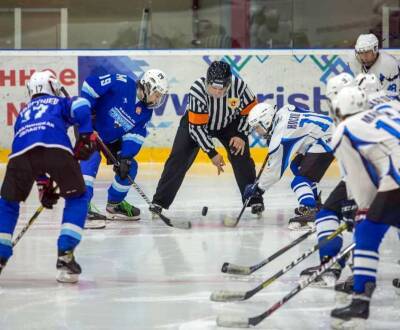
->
[36, 176, 59, 209]
[74, 132, 97, 161]
[341, 199, 358, 232]
[244, 183, 264, 200]
[114, 158, 132, 180]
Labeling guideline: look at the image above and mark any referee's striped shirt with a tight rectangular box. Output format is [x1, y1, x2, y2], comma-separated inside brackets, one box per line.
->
[187, 75, 257, 157]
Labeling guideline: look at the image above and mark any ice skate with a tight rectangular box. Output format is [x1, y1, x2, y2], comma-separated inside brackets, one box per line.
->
[106, 200, 140, 220]
[149, 203, 163, 220]
[288, 206, 318, 230]
[331, 282, 375, 329]
[84, 203, 107, 229]
[56, 250, 82, 283]
[300, 261, 342, 288]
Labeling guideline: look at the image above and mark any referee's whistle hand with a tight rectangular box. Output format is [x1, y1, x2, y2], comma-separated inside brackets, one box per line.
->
[229, 137, 245, 156]
[211, 154, 226, 175]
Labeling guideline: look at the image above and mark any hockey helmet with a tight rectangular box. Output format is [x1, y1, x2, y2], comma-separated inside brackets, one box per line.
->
[206, 61, 232, 89]
[248, 102, 277, 136]
[27, 70, 61, 98]
[326, 73, 354, 100]
[355, 73, 382, 95]
[139, 69, 169, 108]
[332, 86, 367, 120]
[355, 34, 379, 54]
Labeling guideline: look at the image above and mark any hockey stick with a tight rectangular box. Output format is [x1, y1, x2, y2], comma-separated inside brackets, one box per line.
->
[211, 222, 348, 302]
[12, 205, 44, 247]
[216, 242, 355, 328]
[221, 226, 316, 275]
[223, 152, 269, 227]
[95, 135, 191, 229]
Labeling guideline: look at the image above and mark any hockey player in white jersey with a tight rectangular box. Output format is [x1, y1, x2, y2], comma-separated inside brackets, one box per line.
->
[244, 102, 334, 229]
[348, 33, 400, 95]
[329, 86, 400, 328]
[299, 73, 357, 286]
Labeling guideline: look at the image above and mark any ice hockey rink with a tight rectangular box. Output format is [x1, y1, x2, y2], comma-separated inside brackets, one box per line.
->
[0, 163, 399, 330]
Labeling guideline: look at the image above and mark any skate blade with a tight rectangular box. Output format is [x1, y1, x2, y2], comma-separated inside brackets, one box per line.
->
[56, 270, 79, 283]
[106, 212, 140, 221]
[84, 220, 106, 229]
[331, 316, 366, 330]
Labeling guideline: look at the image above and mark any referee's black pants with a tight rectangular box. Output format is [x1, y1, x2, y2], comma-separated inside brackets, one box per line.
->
[152, 113, 261, 209]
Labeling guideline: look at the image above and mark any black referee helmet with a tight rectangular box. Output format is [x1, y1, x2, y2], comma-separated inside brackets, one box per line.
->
[206, 61, 232, 88]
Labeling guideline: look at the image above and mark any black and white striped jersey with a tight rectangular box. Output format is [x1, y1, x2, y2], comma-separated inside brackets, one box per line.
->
[187, 75, 257, 157]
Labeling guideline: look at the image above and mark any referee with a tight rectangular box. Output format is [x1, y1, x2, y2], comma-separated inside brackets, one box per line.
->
[151, 61, 264, 215]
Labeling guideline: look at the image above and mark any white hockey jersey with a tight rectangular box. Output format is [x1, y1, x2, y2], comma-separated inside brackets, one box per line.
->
[348, 50, 400, 95]
[331, 102, 400, 208]
[259, 105, 334, 190]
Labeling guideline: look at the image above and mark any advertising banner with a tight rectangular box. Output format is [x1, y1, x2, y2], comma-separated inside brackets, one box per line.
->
[1, 50, 399, 162]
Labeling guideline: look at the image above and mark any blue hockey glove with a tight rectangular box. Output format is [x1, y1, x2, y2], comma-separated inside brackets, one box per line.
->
[244, 183, 264, 200]
[114, 158, 132, 180]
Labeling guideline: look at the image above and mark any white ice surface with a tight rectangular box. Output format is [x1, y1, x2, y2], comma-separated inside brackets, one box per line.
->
[0, 163, 399, 330]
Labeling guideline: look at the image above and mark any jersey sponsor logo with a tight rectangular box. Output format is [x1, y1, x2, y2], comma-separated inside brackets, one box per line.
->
[228, 98, 239, 110]
[109, 106, 136, 132]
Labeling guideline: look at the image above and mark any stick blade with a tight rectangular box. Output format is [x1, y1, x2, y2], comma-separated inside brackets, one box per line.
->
[223, 216, 238, 227]
[171, 220, 192, 230]
[210, 290, 246, 302]
[221, 262, 252, 275]
[216, 315, 250, 328]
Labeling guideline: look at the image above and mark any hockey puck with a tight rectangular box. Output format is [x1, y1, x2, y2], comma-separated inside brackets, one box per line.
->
[202, 206, 208, 216]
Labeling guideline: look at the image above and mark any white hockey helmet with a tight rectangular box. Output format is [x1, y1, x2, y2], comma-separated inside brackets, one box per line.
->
[332, 86, 367, 120]
[139, 69, 169, 108]
[326, 73, 354, 100]
[248, 102, 277, 135]
[355, 73, 382, 95]
[355, 33, 379, 54]
[27, 70, 61, 98]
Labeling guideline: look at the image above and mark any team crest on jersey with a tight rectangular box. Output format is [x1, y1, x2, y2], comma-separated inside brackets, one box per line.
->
[228, 98, 240, 110]
[136, 106, 142, 115]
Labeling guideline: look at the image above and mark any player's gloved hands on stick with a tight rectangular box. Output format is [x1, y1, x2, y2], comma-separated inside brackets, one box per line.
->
[74, 132, 98, 160]
[229, 136, 245, 156]
[211, 153, 226, 175]
[36, 176, 59, 209]
[341, 199, 358, 232]
[244, 182, 264, 200]
[114, 158, 132, 180]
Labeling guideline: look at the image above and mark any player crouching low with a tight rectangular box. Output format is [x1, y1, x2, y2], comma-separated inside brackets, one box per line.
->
[0, 71, 97, 283]
[244, 102, 334, 230]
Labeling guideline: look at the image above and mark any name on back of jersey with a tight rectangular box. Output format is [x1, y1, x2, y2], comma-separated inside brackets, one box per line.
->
[287, 112, 300, 129]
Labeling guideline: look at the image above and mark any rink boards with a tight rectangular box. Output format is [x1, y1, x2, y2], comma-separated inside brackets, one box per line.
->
[0, 49, 399, 163]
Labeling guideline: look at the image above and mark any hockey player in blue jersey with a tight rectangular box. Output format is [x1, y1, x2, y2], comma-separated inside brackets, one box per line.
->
[329, 86, 400, 327]
[0, 70, 97, 283]
[243, 101, 335, 229]
[79, 70, 168, 224]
